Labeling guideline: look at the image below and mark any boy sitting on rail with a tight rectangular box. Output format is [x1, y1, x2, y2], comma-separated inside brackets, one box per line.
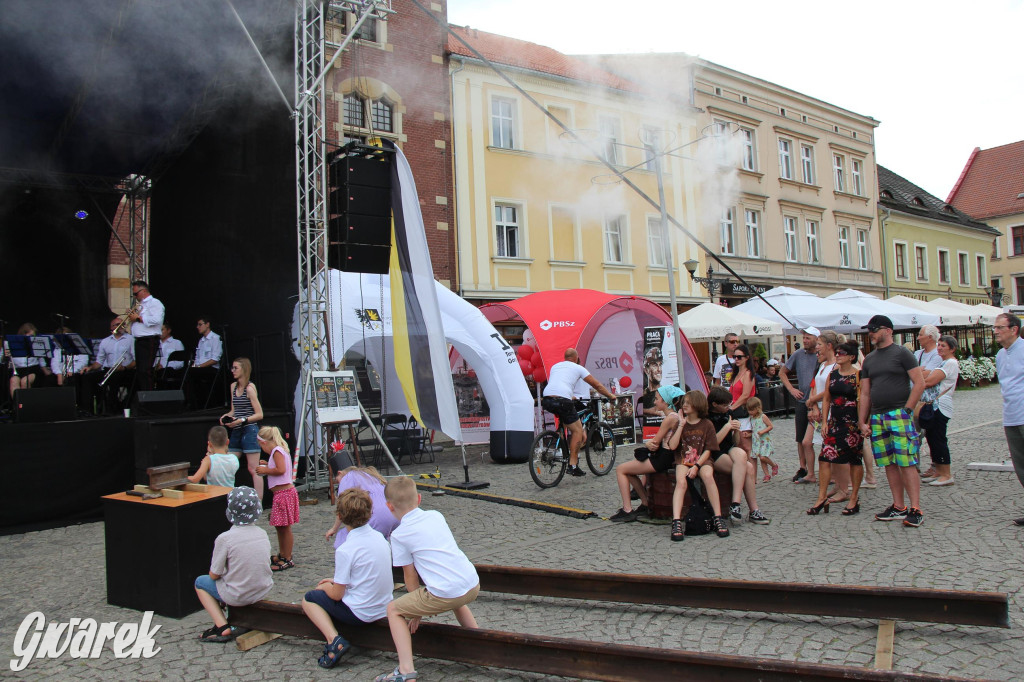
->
[376, 475, 480, 682]
[187, 425, 239, 488]
[301, 488, 394, 668]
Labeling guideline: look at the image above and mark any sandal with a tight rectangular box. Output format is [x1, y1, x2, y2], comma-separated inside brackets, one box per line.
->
[199, 624, 236, 643]
[761, 475, 771, 483]
[270, 553, 281, 566]
[271, 557, 295, 572]
[375, 667, 419, 682]
[842, 504, 860, 516]
[713, 516, 730, 538]
[317, 634, 350, 668]
[670, 518, 685, 542]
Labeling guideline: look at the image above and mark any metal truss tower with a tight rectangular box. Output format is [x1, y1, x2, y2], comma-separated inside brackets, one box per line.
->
[293, 0, 392, 489]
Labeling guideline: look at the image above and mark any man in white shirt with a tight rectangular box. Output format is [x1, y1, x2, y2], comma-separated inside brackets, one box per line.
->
[712, 333, 740, 386]
[128, 280, 164, 391]
[190, 316, 223, 409]
[914, 325, 943, 481]
[994, 313, 1024, 526]
[540, 348, 616, 476]
[82, 317, 136, 414]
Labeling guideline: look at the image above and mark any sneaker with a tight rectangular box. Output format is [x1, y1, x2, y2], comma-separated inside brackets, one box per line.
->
[609, 507, 639, 522]
[748, 509, 771, 525]
[903, 508, 924, 527]
[635, 504, 649, 518]
[713, 516, 730, 537]
[1013, 517, 1024, 526]
[791, 467, 808, 483]
[729, 502, 742, 521]
[875, 504, 908, 521]
[567, 465, 586, 477]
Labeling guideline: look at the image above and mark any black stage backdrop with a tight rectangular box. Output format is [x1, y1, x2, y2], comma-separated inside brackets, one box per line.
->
[149, 93, 298, 409]
[0, 186, 119, 337]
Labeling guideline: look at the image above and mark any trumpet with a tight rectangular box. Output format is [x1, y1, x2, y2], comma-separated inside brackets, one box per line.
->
[113, 304, 138, 335]
[99, 347, 130, 387]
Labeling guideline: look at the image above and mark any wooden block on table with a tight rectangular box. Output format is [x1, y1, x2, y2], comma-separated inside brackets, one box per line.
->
[147, 461, 191, 490]
[160, 488, 185, 500]
[235, 629, 281, 651]
[183, 483, 208, 493]
[133, 484, 157, 493]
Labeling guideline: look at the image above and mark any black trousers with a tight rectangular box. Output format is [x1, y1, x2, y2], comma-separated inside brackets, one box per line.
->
[133, 335, 160, 391]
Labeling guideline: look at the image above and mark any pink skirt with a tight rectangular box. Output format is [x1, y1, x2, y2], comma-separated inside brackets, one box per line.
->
[269, 486, 300, 527]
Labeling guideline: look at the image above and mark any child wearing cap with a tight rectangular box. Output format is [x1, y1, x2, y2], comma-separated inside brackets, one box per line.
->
[609, 384, 685, 522]
[194, 486, 274, 642]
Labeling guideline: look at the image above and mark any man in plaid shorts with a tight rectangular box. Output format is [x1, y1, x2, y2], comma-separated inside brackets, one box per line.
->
[858, 315, 927, 527]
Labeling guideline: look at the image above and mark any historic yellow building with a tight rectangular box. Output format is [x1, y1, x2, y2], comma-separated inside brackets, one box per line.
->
[447, 28, 705, 305]
[878, 165, 999, 304]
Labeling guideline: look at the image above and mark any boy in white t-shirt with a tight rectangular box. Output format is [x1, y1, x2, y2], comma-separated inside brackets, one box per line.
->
[301, 488, 394, 669]
[375, 476, 479, 682]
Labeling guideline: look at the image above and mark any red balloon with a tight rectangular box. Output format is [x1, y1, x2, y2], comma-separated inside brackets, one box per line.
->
[530, 350, 542, 367]
[532, 366, 547, 383]
[516, 345, 533, 360]
[518, 358, 533, 375]
[619, 376, 632, 388]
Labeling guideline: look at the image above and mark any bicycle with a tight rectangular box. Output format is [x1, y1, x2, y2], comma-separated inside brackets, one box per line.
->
[529, 398, 617, 488]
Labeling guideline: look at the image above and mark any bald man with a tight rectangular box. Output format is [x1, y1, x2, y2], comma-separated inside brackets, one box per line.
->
[541, 348, 616, 476]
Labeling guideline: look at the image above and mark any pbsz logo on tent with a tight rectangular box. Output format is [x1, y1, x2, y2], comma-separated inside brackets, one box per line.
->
[538, 319, 574, 331]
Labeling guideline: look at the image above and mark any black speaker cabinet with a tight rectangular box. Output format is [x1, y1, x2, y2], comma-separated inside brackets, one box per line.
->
[329, 185, 391, 217]
[329, 243, 391, 274]
[133, 390, 186, 416]
[13, 387, 77, 423]
[329, 212, 390, 246]
[328, 152, 392, 189]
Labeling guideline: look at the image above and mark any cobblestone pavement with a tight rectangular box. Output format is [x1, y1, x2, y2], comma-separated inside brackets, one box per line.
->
[3, 385, 1022, 680]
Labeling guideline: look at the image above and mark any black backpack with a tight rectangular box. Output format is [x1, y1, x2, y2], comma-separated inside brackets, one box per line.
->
[684, 482, 715, 536]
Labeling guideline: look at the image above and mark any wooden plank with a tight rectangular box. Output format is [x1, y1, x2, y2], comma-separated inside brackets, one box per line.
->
[160, 488, 184, 500]
[235, 629, 281, 652]
[183, 483, 208, 493]
[874, 620, 895, 670]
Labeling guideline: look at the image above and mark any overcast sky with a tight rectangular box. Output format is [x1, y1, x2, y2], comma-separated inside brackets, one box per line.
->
[447, 0, 1023, 200]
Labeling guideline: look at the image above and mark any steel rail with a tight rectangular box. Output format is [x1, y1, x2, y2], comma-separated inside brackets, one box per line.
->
[470, 564, 1009, 629]
[229, 601, 975, 681]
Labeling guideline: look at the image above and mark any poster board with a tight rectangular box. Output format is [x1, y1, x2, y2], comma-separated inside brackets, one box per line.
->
[640, 327, 667, 440]
[599, 394, 637, 445]
[312, 370, 360, 424]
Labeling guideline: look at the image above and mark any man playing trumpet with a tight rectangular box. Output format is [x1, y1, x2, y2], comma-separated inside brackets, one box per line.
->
[127, 280, 164, 391]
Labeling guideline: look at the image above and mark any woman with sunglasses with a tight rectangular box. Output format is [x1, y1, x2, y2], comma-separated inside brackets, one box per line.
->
[727, 344, 757, 456]
[811, 340, 865, 515]
[918, 335, 959, 486]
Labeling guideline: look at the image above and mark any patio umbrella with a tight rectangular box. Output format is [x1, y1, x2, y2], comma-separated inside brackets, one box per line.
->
[929, 298, 993, 325]
[676, 302, 782, 341]
[734, 286, 870, 334]
[886, 296, 973, 327]
[972, 303, 1005, 324]
[826, 289, 939, 329]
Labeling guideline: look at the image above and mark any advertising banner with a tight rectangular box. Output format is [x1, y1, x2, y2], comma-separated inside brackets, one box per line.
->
[640, 327, 670, 440]
[599, 394, 637, 445]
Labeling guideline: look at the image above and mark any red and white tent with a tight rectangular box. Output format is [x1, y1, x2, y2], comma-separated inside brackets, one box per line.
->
[480, 289, 708, 393]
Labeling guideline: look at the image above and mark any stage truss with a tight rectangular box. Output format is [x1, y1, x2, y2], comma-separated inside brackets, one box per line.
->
[294, 0, 393, 490]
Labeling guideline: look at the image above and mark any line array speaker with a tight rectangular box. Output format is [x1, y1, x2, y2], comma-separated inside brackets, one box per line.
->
[326, 143, 395, 275]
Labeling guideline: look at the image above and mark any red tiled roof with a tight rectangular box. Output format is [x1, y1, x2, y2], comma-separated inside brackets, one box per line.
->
[446, 26, 639, 93]
[946, 140, 1024, 219]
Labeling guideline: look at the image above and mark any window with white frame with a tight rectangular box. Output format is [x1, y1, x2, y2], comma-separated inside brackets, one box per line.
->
[915, 245, 927, 281]
[976, 255, 986, 287]
[647, 217, 665, 266]
[938, 248, 950, 283]
[857, 229, 869, 269]
[852, 159, 864, 196]
[783, 217, 798, 262]
[491, 97, 516, 149]
[744, 209, 761, 258]
[604, 215, 626, 263]
[712, 120, 731, 166]
[805, 220, 820, 263]
[800, 144, 815, 184]
[1017, 276, 1024, 305]
[993, 237, 1001, 259]
[740, 128, 756, 171]
[778, 138, 793, 180]
[598, 115, 622, 165]
[642, 124, 658, 171]
[720, 208, 735, 255]
[494, 204, 520, 258]
[833, 154, 846, 192]
[838, 226, 850, 268]
[894, 242, 907, 279]
[958, 251, 970, 286]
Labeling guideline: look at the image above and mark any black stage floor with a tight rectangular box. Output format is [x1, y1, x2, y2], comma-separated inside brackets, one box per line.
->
[0, 408, 294, 535]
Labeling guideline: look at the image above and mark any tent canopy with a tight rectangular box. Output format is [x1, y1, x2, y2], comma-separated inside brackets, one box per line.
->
[929, 298, 992, 325]
[676, 301, 782, 341]
[886, 296, 973, 326]
[733, 286, 865, 334]
[826, 289, 939, 329]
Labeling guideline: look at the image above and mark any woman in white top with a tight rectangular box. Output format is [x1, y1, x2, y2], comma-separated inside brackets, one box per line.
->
[918, 335, 960, 487]
[803, 330, 845, 498]
[7, 322, 49, 398]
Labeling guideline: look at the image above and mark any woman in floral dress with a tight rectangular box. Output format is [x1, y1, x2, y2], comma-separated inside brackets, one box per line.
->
[809, 340, 865, 516]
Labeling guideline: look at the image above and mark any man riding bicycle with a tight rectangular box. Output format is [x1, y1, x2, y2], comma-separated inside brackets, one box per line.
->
[540, 348, 616, 477]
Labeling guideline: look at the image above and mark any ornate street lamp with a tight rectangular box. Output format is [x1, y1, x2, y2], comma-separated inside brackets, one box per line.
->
[984, 284, 1005, 307]
[683, 259, 730, 302]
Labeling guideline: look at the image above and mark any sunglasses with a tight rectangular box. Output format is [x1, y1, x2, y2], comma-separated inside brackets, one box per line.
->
[835, 349, 850, 356]
[865, 326, 881, 332]
[725, 340, 739, 344]
[733, 354, 747, 359]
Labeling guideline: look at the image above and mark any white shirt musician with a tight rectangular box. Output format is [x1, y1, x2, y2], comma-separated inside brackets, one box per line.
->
[155, 324, 186, 370]
[195, 318, 223, 369]
[86, 320, 136, 372]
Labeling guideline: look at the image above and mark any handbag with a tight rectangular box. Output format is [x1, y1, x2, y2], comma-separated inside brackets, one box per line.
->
[684, 482, 715, 536]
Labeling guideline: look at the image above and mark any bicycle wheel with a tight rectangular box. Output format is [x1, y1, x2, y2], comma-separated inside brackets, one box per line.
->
[585, 423, 617, 476]
[529, 430, 567, 488]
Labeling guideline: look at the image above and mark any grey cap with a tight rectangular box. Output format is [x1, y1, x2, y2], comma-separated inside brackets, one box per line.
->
[225, 486, 262, 525]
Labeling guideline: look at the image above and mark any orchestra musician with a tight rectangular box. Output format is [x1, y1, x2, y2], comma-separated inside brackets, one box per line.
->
[7, 322, 51, 398]
[81, 317, 136, 414]
[128, 280, 164, 391]
[154, 322, 185, 387]
[50, 326, 90, 386]
[189, 315, 223, 408]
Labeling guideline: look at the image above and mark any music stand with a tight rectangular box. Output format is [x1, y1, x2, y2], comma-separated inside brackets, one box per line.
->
[5, 335, 52, 362]
[49, 333, 92, 375]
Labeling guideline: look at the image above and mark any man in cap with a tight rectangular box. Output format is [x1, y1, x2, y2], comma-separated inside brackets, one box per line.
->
[541, 348, 617, 477]
[858, 315, 927, 527]
[781, 327, 821, 483]
[993, 313, 1024, 526]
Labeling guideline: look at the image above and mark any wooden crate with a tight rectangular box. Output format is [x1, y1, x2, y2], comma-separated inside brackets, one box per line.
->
[645, 469, 734, 520]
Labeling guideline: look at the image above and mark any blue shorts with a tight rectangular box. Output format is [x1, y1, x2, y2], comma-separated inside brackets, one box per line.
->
[229, 423, 260, 454]
[303, 589, 376, 625]
[195, 575, 222, 601]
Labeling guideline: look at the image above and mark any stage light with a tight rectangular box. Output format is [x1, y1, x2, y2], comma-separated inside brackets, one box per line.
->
[74, 210, 89, 219]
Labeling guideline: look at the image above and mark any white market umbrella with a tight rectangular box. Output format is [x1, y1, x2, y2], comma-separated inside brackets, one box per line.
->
[734, 286, 869, 334]
[929, 298, 993, 325]
[676, 301, 782, 341]
[886, 296, 972, 327]
[826, 289, 939, 329]
[973, 303, 1004, 324]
